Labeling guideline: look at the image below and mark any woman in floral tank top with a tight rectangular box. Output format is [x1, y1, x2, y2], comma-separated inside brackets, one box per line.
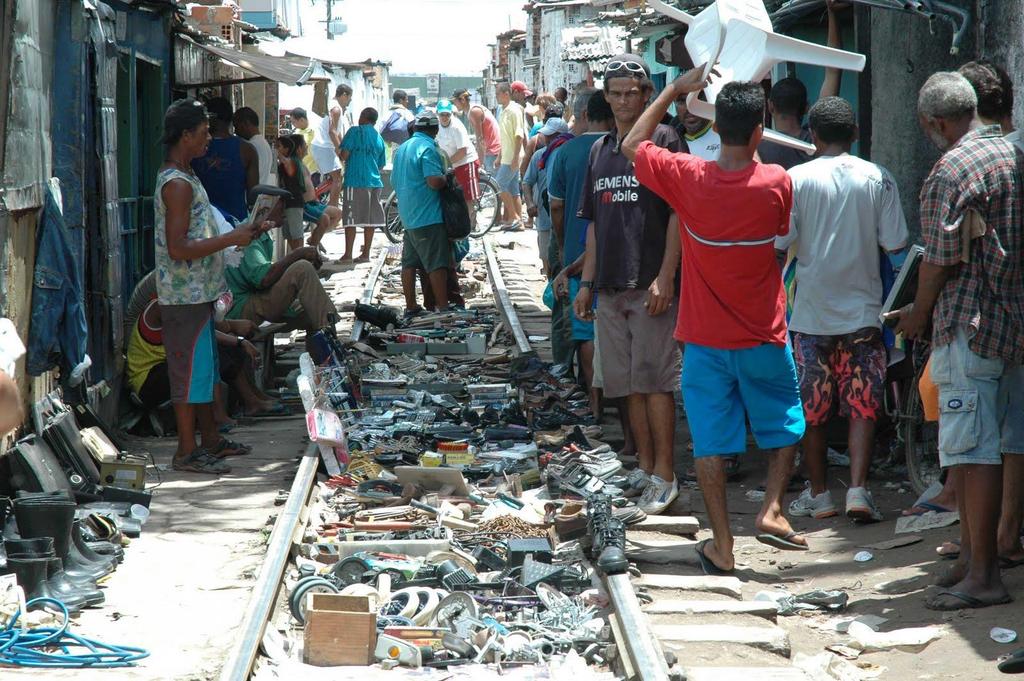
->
[156, 98, 269, 474]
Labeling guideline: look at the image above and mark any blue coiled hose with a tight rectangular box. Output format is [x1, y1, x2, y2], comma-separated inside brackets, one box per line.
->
[0, 597, 150, 668]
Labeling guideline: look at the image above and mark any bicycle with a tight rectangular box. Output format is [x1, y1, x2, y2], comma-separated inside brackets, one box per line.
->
[887, 339, 939, 495]
[382, 169, 502, 244]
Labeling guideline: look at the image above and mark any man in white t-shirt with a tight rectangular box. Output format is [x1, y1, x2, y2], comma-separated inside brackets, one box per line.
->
[436, 99, 481, 227]
[232, 107, 275, 185]
[776, 97, 908, 524]
[312, 84, 353, 207]
[671, 91, 720, 161]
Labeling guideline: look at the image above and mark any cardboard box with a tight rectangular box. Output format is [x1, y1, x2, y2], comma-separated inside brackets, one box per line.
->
[302, 594, 377, 666]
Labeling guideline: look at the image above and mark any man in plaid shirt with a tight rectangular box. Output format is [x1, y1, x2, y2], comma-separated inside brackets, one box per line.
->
[894, 71, 1024, 611]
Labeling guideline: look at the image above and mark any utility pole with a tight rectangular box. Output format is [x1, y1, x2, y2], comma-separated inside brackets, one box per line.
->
[325, 0, 335, 39]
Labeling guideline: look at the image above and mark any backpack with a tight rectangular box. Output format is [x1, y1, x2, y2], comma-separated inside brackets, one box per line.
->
[380, 111, 411, 145]
[440, 171, 472, 240]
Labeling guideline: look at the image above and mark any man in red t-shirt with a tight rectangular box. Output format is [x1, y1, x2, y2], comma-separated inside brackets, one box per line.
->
[623, 74, 809, 574]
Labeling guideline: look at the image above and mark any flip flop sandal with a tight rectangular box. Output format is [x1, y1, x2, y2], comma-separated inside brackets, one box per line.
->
[999, 556, 1024, 569]
[905, 501, 957, 516]
[925, 589, 1013, 611]
[173, 448, 231, 474]
[695, 539, 732, 576]
[212, 439, 252, 458]
[756, 531, 810, 552]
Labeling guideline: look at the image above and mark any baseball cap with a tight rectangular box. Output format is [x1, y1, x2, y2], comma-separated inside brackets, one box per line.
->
[414, 110, 439, 128]
[511, 81, 533, 97]
[452, 88, 470, 99]
[538, 117, 569, 137]
[436, 99, 455, 114]
[604, 53, 651, 81]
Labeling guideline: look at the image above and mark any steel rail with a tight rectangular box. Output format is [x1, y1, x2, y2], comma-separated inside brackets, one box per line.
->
[481, 236, 664, 680]
[605, 572, 672, 681]
[482, 237, 533, 356]
[219, 247, 390, 681]
[349, 246, 391, 342]
[218, 443, 319, 681]
[222, 239, 662, 680]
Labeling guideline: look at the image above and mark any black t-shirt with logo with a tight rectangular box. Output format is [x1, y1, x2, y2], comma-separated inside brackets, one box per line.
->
[756, 126, 813, 170]
[577, 124, 682, 290]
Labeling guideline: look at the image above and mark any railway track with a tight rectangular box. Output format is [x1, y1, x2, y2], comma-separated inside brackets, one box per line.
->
[218, 236, 672, 681]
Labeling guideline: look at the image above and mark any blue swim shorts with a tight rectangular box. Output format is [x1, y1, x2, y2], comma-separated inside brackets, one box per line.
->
[682, 342, 805, 457]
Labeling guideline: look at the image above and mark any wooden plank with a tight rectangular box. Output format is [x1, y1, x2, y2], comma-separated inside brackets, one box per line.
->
[635, 574, 743, 598]
[607, 613, 637, 681]
[683, 668, 812, 681]
[654, 624, 791, 657]
[631, 515, 700, 535]
[643, 599, 777, 620]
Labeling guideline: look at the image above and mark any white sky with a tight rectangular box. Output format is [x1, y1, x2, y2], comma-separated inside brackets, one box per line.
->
[301, 0, 529, 75]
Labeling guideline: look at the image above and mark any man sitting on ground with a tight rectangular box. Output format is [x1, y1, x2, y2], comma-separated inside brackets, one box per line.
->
[625, 73, 810, 572]
[127, 299, 283, 425]
[225, 221, 339, 344]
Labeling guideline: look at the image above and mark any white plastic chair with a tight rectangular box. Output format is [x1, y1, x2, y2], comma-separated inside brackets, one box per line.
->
[647, 0, 866, 152]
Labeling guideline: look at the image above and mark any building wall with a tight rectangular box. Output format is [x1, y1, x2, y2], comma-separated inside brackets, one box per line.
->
[1, 0, 58, 408]
[976, 0, 1024, 126]
[538, 8, 589, 93]
[867, 1, 976, 238]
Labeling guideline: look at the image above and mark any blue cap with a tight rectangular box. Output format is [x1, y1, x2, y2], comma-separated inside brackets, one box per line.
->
[436, 99, 455, 114]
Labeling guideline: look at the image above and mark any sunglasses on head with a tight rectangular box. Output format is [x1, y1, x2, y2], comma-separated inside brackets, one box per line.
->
[605, 60, 647, 75]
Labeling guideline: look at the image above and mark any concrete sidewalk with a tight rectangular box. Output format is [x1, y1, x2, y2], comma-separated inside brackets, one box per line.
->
[6, 418, 308, 680]
[5, 234, 383, 680]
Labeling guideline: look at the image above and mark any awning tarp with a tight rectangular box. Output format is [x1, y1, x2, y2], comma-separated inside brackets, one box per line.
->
[174, 36, 329, 88]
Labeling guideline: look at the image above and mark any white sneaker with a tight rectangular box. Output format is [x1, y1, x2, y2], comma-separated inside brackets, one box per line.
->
[788, 483, 838, 519]
[846, 487, 883, 523]
[637, 475, 678, 515]
[622, 469, 651, 498]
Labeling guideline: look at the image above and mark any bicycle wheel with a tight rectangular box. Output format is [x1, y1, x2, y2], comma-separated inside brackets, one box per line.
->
[469, 174, 501, 238]
[382, 192, 404, 244]
[904, 348, 940, 495]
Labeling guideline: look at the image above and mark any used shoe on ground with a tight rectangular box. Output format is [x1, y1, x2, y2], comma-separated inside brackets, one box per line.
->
[621, 468, 651, 498]
[789, 483, 838, 519]
[637, 474, 678, 515]
[846, 486, 883, 522]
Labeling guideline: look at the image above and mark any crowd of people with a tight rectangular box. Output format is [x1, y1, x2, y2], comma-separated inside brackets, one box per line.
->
[141, 26, 1024, 612]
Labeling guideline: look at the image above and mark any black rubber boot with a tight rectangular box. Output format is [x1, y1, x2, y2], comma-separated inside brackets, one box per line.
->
[84, 539, 124, 563]
[13, 498, 112, 581]
[44, 557, 102, 609]
[71, 520, 117, 571]
[4, 536, 56, 557]
[5, 556, 75, 612]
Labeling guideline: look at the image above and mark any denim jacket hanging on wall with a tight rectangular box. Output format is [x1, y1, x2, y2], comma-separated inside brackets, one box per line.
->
[26, 184, 90, 384]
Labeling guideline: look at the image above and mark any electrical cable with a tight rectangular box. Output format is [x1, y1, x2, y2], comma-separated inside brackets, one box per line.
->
[0, 597, 149, 668]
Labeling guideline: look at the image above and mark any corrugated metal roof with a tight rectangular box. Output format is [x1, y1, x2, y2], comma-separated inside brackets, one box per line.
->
[560, 24, 627, 65]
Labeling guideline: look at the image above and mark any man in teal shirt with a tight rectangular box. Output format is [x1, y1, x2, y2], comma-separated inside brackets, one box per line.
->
[225, 231, 337, 344]
[392, 111, 450, 313]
